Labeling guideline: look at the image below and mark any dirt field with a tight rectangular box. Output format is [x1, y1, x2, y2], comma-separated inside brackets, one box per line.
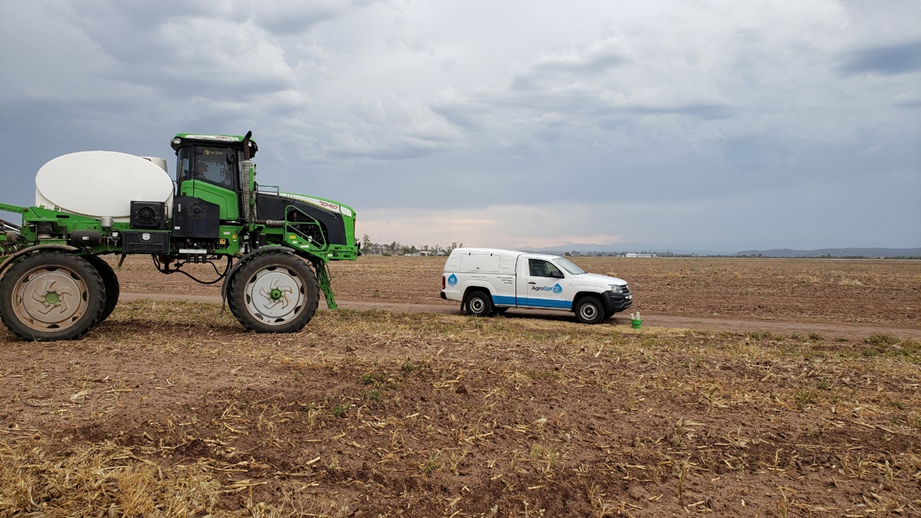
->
[1, 256, 919, 516]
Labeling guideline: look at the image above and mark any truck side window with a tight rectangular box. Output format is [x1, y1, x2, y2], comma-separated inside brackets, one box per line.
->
[529, 259, 563, 278]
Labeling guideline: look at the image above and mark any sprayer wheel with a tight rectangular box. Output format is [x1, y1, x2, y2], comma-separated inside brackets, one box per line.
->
[0, 251, 105, 341]
[227, 251, 319, 333]
[84, 255, 120, 324]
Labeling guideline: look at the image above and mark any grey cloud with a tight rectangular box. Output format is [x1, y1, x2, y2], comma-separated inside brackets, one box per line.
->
[430, 102, 489, 132]
[325, 139, 448, 161]
[511, 52, 630, 91]
[619, 103, 736, 120]
[721, 134, 790, 172]
[837, 40, 921, 76]
[512, 53, 629, 90]
[254, 0, 380, 35]
[436, 88, 734, 135]
[55, 3, 306, 107]
[256, 7, 340, 35]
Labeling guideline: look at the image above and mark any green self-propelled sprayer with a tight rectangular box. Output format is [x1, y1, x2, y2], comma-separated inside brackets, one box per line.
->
[0, 131, 359, 341]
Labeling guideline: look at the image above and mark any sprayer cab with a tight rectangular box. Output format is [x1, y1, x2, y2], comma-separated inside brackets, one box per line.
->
[170, 133, 258, 222]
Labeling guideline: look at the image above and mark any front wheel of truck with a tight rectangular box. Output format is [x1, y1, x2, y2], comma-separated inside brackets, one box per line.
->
[574, 296, 605, 325]
[227, 251, 320, 333]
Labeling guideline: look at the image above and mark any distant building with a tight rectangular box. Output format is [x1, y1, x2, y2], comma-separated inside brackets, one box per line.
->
[625, 253, 657, 258]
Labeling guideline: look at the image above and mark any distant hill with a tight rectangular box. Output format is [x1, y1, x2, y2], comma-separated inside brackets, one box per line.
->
[528, 244, 921, 258]
[530, 243, 727, 256]
[734, 248, 921, 258]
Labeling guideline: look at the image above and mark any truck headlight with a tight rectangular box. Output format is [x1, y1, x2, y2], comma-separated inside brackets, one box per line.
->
[609, 285, 623, 293]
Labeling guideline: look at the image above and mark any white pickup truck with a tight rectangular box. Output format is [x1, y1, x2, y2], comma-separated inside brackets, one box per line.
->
[440, 248, 633, 324]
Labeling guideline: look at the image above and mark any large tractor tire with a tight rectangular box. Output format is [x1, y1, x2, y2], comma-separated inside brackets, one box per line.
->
[227, 251, 320, 333]
[84, 255, 120, 324]
[0, 251, 106, 341]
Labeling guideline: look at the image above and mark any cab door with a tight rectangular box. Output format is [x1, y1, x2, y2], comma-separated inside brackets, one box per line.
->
[516, 258, 571, 309]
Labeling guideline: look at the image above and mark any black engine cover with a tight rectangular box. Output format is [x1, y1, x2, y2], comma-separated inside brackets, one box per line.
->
[255, 194, 347, 245]
[172, 196, 220, 239]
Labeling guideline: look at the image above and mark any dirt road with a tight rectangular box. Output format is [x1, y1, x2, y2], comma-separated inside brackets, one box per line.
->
[119, 291, 921, 340]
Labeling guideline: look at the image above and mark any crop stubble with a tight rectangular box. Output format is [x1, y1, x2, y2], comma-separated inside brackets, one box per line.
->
[0, 257, 919, 516]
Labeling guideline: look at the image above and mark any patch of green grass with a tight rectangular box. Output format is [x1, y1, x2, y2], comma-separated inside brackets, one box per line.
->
[865, 334, 899, 346]
[526, 369, 561, 381]
[362, 372, 386, 385]
[331, 403, 349, 418]
[794, 389, 818, 409]
[422, 451, 442, 475]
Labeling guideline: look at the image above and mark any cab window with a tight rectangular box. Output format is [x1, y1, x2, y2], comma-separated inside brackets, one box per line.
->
[176, 146, 236, 190]
[194, 147, 234, 189]
[177, 147, 192, 182]
[528, 259, 563, 278]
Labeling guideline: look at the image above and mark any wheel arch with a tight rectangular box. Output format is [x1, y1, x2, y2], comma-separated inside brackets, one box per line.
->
[462, 284, 495, 301]
[570, 290, 604, 312]
[460, 284, 494, 312]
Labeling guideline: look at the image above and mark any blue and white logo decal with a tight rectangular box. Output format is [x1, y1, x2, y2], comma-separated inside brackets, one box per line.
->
[447, 274, 458, 287]
[531, 283, 564, 294]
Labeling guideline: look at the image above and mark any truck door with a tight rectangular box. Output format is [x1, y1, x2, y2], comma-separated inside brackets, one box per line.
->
[517, 258, 570, 309]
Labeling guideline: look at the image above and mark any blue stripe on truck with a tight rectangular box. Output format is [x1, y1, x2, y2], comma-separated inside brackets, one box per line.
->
[522, 298, 571, 309]
[493, 295, 516, 306]
[490, 295, 570, 310]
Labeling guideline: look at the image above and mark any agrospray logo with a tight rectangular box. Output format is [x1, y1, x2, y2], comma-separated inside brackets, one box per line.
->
[447, 274, 458, 287]
[532, 283, 563, 294]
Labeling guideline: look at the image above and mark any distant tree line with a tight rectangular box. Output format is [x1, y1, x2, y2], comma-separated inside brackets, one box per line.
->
[360, 234, 463, 256]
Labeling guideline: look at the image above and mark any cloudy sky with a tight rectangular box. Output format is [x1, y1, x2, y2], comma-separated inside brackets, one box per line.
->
[1, 1, 919, 253]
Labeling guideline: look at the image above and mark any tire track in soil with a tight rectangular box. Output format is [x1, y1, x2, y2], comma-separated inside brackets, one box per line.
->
[119, 291, 921, 340]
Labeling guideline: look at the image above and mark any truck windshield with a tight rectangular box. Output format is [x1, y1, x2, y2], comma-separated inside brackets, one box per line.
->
[553, 258, 585, 275]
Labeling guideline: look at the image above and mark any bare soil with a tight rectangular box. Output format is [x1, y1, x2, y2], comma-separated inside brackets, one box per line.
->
[1, 256, 919, 517]
[114, 255, 921, 338]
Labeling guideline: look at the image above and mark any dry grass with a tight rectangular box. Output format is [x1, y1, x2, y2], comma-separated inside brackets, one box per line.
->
[2, 299, 920, 516]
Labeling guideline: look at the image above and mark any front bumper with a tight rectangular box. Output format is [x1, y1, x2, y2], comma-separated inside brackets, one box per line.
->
[602, 290, 633, 313]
